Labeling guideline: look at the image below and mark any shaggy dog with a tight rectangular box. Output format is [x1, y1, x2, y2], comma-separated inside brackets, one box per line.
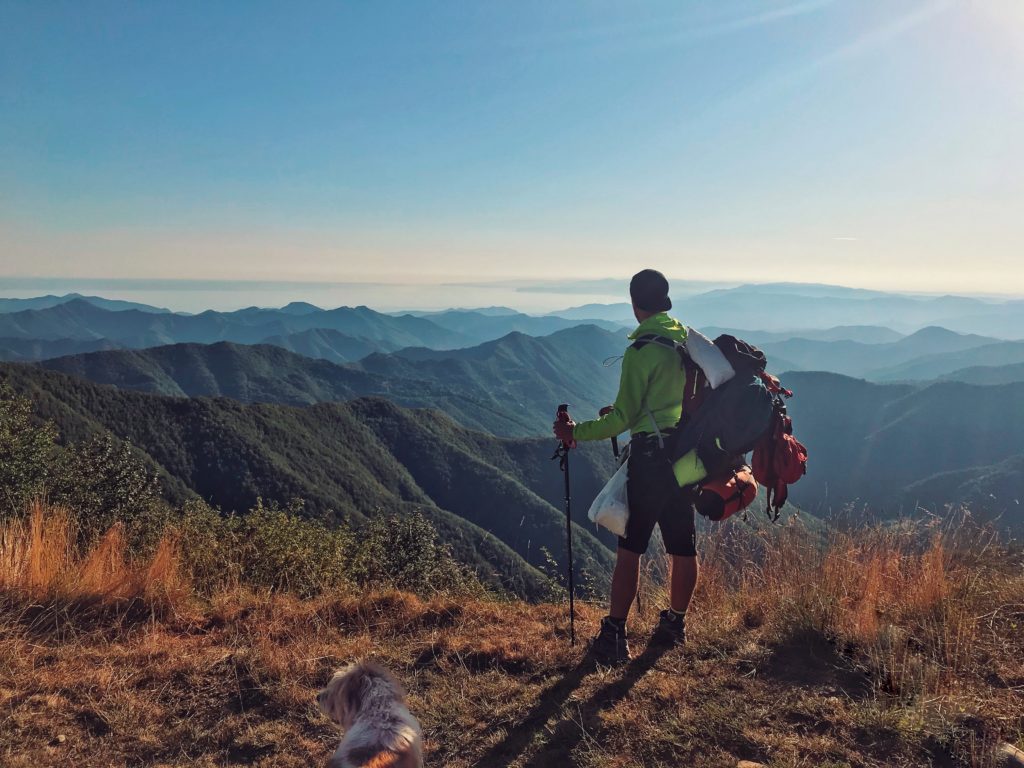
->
[317, 661, 424, 768]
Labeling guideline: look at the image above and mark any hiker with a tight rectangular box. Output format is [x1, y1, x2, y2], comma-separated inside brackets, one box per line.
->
[552, 269, 697, 665]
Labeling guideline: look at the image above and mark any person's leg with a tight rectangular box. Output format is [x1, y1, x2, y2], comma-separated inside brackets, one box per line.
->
[654, 491, 699, 645]
[608, 546, 642, 620]
[669, 554, 699, 614]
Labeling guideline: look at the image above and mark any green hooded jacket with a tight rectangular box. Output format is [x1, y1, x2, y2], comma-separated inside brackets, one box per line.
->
[573, 312, 688, 442]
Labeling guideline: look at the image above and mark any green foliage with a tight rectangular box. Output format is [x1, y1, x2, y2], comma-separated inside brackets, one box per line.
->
[0, 382, 488, 599]
[0, 383, 57, 517]
[51, 433, 163, 542]
[348, 510, 482, 596]
[176, 498, 353, 597]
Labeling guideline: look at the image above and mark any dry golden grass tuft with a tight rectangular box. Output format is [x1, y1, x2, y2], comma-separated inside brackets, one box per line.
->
[1, 504, 1022, 767]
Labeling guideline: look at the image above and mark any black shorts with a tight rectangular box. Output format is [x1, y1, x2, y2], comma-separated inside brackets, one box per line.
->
[619, 434, 697, 557]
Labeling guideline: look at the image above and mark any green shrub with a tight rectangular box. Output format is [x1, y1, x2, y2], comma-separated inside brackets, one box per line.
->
[174, 498, 352, 597]
[349, 511, 482, 597]
[0, 384, 57, 518]
[52, 433, 164, 543]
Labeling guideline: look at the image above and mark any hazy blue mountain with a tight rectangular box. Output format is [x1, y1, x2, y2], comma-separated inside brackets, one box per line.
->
[0, 299, 471, 351]
[868, 341, 1024, 381]
[759, 327, 999, 378]
[938, 362, 1024, 386]
[548, 303, 635, 323]
[713, 282, 895, 300]
[279, 301, 324, 315]
[407, 309, 625, 343]
[407, 306, 521, 317]
[700, 325, 905, 345]
[259, 328, 395, 363]
[0, 293, 170, 314]
[672, 286, 1021, 337]
[0, 337, 122, 362]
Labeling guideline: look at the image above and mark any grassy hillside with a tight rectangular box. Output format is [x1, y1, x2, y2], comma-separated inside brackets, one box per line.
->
[0, 363, 618, 597]
[2, 507, 1021, 767]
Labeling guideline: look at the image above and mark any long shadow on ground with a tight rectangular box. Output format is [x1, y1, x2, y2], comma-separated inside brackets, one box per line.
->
[468, 655, 600, 768]
[470, 640, 673, 768]
[520, 641, 673, 767]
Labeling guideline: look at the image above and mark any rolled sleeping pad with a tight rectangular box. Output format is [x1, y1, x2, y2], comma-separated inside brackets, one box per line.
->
[695, 466, 758, 521]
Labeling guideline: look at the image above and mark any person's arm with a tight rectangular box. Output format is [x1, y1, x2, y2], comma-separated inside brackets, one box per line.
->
[573, 347, 648, 442]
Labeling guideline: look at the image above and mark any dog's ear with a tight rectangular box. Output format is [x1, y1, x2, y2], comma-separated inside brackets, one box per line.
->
[324, 664, 368, 727]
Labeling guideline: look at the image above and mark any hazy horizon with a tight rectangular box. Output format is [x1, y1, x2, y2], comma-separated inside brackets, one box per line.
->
[2, 275, 1024, 316]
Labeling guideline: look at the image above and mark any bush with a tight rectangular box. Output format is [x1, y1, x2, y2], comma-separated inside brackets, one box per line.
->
[51, 433, 164, 543]
[349, 511, 482, 597]
[0, 385, 57, 518]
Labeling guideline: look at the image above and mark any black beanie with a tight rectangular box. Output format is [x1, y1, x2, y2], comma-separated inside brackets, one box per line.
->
[629, 269, 672, 312]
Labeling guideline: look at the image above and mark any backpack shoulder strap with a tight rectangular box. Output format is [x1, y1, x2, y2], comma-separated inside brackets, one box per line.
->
[630, 333, 684, 353]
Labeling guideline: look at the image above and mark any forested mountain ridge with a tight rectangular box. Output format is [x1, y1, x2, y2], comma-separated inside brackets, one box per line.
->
[0, 362, 618, 597]
[783, 372, 1024, 525]
[38, 326, 629, 435]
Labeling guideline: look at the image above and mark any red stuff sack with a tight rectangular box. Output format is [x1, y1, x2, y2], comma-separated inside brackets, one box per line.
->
[752, 406, 808, 518]
[695, 465, 759, 522]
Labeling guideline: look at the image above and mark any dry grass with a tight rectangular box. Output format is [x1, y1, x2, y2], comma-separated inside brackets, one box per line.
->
[1, 504, 1022, 767]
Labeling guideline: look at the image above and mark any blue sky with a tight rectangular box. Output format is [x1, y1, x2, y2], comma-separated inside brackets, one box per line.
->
[2, 0, 1022, 305]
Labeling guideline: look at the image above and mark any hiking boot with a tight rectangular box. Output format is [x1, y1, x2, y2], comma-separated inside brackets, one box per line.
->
[651, 609, 686, 647]
[590, 617, 631, 665]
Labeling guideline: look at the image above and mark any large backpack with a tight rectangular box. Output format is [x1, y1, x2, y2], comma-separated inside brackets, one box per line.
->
[631, 330, 807, 520]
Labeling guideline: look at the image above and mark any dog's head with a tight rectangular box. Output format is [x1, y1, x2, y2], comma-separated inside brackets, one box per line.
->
[317, 661, 404, 728]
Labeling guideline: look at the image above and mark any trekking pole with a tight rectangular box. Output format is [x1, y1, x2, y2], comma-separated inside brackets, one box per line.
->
[552, 403, 577, 646]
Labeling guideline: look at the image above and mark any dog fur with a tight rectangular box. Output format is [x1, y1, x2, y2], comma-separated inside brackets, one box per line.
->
[317, 661, 424, 768]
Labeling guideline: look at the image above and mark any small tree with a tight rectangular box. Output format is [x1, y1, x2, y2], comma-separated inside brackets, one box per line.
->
[0, 384, 57, 518]
[52, 433, 163, 542]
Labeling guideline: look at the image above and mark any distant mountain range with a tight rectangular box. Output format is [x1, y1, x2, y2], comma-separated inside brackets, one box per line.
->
[0, 362, 620, 599]
[0, 293, 172, 314]
[37, 325, 628, 436]
[0, 298, 628, 363]
[757, 327, 1006, 380]
[556, 283, 1024, 338]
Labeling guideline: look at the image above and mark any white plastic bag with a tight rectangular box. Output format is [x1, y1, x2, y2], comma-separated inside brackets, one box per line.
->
[588, 460, 630, 537]
[685, 328, 735, 389]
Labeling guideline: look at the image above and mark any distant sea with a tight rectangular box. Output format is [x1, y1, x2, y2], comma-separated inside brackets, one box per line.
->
[0, 276, 733, 314]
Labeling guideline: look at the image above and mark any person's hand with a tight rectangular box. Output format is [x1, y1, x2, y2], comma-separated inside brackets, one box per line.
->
[599, 405, 615, 417]
[553, 418, 576, 444]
